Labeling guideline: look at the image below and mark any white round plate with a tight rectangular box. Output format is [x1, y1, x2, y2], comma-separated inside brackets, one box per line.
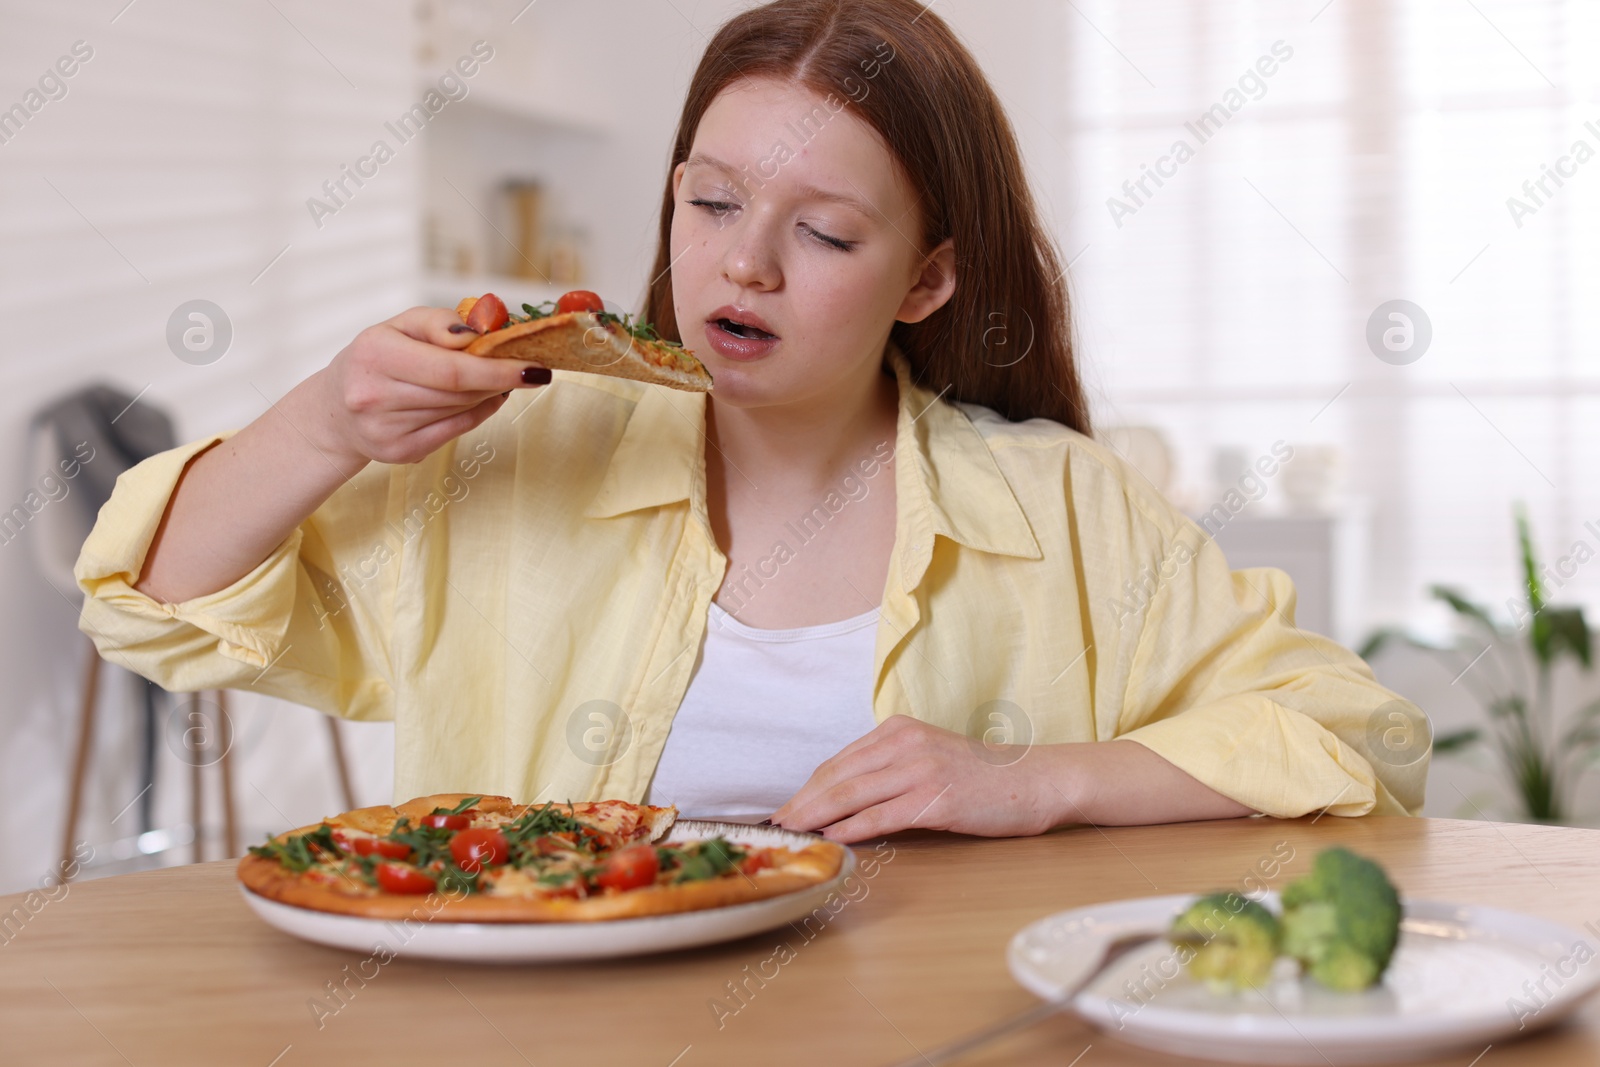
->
[1008, 892, 1600, 1065]
[240, 820, 855, 963]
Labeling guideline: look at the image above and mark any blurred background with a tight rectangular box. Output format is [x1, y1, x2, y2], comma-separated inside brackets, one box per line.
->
[2, 0, 1596, 895]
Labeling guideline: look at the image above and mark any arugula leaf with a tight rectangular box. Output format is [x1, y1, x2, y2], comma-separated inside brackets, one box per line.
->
[594, 309, 688, 350]
[386, 822, 456, 869]
[247, 824, 338, 873]
[503, 801, 586, 844]
[430, 796, 482, 816]
[434, 859, 481, 896]
[373, 822, 483, 895]
[502, 301, 555, 326]
[344, 851, 380, 886]
[536, 868, 577, 886]
[667, 837, 747, 883]
[501, 801, 592, 870]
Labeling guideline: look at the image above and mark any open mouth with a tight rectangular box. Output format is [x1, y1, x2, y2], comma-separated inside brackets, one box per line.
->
[713, 317, 777, 341]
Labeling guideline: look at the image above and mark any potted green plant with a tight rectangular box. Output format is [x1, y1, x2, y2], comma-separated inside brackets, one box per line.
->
[1360, 505, 1597, 823]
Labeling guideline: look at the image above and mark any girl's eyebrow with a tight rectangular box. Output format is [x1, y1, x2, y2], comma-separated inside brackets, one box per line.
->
[686, 152, 876, 219]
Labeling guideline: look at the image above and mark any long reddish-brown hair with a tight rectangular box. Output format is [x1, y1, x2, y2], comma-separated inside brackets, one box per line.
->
[640, 0, 1090, 434]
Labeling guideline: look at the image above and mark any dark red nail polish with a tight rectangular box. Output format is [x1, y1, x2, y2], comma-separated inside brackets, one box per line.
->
[521, 367, 551, 386]
[500, 391, 510, 399]
[448, 323, 477, 334]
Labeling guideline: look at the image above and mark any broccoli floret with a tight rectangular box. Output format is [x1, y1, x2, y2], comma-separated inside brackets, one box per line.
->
[1279, 847, 1402, 992]
[1168, 892, 1282, 992]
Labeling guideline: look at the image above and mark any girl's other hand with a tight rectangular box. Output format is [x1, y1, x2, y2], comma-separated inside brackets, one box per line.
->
[769, 715, 1067, 843]
[771, 716, 1256, 842]
[309, 306, 549, 469]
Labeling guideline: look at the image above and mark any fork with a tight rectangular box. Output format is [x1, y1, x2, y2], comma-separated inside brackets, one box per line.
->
[880, 930, 1177, 1067]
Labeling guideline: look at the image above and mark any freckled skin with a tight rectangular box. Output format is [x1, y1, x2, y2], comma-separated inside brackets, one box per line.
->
[663, 76, 958, 634]
[667, 76, 952, 412]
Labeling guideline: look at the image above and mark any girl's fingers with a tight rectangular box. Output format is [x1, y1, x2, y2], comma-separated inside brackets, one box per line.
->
[778, 752, 915, 832]
[822, 715, 912, 765]
[401, 393, 510, 455]
[791, 766, 917, 837]
[386, 305, 479, 348]
[818, 789, 947, 843]
[774, 722, 914, 822]
[381, 331, 541, 394]
[773, 741, 884, 822]
[379, 379, 515, 413]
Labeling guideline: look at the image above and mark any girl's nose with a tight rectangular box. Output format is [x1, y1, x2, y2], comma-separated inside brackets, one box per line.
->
[719, 217, 781, 291]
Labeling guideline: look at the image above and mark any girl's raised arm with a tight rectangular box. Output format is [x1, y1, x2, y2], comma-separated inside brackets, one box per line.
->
[134, 307, 544, 605]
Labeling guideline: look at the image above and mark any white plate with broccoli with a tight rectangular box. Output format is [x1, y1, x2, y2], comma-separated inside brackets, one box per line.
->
[1008, 848, 1600, 1065]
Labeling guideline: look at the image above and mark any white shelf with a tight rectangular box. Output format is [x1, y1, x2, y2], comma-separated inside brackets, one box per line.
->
[428, 80, 612, 137]
[414, 1, 630, 309]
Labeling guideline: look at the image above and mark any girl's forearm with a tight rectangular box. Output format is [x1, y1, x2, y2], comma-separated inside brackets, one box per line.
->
[1034, 739, 1254, 828]
[133, 371, 369, 605]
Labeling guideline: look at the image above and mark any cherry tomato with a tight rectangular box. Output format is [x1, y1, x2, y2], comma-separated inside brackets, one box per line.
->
[738, 851, 774, 876]
[593, 844, 659, 892]
[334, 832, 411, 860]
[450, 828, 510, 873]
[422, 811, 474, 830]
[533, 832, 576, 855]
[375, 862, 436, 894]
[465, 293, 509, 332]
[556, 289, 604, 314]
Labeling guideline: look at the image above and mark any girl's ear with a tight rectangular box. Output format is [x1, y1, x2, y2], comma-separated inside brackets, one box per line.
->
[896, 237, 957, 324]
[671, 161, 686, 199]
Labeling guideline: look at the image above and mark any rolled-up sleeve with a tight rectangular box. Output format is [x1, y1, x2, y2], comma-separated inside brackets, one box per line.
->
[1112, 520, 1428, 818]
[74, 431, 399, 722]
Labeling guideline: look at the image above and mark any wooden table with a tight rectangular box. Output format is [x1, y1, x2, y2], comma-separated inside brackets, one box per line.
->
[5, 815, 1600, 1066]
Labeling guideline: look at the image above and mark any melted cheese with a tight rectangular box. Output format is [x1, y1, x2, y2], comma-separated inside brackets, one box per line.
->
[482, 853, 584, 899]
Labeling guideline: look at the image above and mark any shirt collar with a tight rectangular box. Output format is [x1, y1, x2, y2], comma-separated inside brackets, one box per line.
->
[580, 377, 706, 520]
[582, 343, 1043, 580]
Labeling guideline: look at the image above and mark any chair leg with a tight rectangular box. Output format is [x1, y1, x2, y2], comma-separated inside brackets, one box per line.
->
[326, 717, 356, 811]
[60, 636, 103, 884]
[216, 690, 238, 857]
[139, 679, 159, 836]
[190, 713, 204, 864]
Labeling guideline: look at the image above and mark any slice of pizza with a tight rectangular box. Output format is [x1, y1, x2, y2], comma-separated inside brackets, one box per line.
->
[457, 290, 713, 393]
[236, 793, 845, 923]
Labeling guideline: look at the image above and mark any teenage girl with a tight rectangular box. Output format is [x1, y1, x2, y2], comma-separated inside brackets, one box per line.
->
[77, 0, 1426, 842]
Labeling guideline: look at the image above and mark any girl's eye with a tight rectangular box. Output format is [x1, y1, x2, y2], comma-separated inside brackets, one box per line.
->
[801, 223, 855, 252]
[688, 197, 736, 216]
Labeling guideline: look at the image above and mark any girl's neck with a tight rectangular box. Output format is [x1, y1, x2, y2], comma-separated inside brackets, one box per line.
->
[705, 358, 899, 495]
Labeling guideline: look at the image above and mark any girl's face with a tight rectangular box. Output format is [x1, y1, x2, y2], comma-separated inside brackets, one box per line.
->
[669, 77, 955, 411]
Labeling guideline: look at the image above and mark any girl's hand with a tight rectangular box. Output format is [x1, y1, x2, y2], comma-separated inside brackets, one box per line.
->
[308, 306, 548, 468]
[770, 715, 1068, 843]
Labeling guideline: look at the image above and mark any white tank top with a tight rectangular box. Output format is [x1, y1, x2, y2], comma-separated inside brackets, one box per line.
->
[643, 600, 881, 818]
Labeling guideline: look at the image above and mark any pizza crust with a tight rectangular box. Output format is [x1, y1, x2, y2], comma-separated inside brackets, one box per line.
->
[236, 795, 844, 923]
[238, 842, 843, 923]
[465, 312, 713, 393]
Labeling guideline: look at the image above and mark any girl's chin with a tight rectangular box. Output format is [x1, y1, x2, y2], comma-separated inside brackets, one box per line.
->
[701, 366, 802, 410]
[703, 375, 773, 409]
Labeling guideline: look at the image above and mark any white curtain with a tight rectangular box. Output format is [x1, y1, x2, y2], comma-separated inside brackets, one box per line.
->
[1058, 0, 1599, 629]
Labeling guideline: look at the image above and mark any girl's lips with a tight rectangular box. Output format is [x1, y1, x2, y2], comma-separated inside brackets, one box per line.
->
[704, 319, 780, 362]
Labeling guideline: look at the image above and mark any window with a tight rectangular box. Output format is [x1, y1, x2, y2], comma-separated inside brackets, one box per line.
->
[1058, 0, 1599, 630]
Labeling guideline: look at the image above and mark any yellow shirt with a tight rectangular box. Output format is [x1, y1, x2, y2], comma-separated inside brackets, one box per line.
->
[75, 345, 1427, 818]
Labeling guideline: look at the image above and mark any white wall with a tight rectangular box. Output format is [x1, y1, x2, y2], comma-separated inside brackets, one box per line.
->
[0, 0, 417, 893]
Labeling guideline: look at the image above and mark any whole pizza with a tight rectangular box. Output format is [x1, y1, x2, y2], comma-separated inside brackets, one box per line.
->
[236, 793, 846, 922]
